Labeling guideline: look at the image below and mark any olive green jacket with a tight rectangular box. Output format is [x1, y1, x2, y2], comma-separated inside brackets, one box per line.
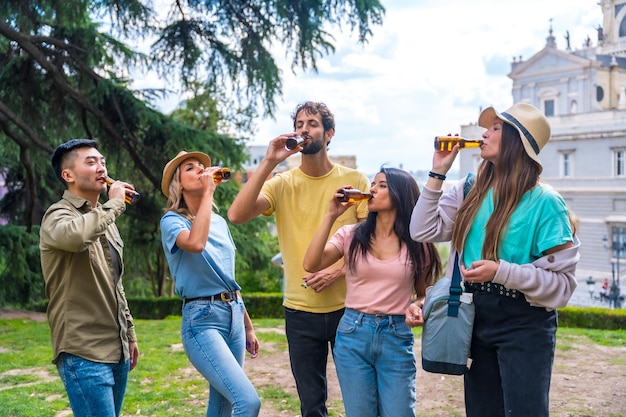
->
[40, 190, 137, 364]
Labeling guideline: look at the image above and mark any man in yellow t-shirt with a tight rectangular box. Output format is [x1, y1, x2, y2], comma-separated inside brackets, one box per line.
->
[228, 101, 369, 417]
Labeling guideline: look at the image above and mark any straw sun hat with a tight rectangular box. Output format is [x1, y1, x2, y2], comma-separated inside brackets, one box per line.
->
[161, 150, 211, 197]
[478, 102, 551, 165]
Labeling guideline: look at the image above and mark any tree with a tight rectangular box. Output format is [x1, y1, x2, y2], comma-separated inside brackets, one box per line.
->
[0, 0, 385, 301]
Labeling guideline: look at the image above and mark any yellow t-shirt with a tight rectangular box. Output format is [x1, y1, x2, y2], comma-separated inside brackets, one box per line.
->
[261, 165, 370, 313]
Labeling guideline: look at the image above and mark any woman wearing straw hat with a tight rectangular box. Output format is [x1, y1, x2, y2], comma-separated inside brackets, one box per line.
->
[407, 103, 580, 417]
[160, 150, 261, 417]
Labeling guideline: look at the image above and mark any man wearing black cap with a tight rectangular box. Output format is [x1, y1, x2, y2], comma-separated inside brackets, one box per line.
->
[40, 139, 139, 417]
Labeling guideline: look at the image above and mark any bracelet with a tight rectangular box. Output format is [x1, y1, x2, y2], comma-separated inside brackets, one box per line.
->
[428, 171, 446, 181]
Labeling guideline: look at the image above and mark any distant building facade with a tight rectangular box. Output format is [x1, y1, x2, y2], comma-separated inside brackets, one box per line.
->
[460, 0, 626, 285]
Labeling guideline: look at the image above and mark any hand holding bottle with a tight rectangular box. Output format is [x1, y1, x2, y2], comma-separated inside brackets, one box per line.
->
[105, 176, 139, 205]
[213, 167, 231, 184]
[434, 134, 483, 151]
[323, 186, 365, 220]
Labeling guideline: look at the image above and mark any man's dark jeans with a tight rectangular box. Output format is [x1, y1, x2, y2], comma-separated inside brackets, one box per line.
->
[284, 307, 344, 417]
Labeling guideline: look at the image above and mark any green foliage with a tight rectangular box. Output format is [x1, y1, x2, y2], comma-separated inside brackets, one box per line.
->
[125, 297, 183, 320]
[241, 292, 285, 318]
[0, 0, 385, 303]
[0, 225, 44, 306]
[557, 306, 626, 330]
[32, 293, 288, 320]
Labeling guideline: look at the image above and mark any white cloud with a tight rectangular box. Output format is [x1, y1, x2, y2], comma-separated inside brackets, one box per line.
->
[250, 0, 603, 175]
[146, 0, 602, 175]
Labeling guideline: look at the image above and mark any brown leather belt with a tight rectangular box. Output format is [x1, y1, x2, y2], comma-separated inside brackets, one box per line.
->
[183, 291, 238, 305]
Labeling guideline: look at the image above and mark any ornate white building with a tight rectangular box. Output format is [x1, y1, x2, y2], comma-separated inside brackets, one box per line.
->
[460, 0, 626, 286]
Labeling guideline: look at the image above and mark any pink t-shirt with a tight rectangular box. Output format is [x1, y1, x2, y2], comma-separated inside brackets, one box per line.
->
[329, 224, 415, 315]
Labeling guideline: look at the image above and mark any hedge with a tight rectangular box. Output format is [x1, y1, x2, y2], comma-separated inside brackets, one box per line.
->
[27, 297, 626, 329]
[127, 292, 285, 319]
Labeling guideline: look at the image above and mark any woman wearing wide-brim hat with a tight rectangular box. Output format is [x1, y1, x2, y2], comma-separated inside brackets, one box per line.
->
[407, 102, 580, 417]
[160, 150, 261, 417]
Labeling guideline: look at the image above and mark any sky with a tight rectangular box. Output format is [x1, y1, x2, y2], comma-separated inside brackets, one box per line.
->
[149, 0, 603, 176]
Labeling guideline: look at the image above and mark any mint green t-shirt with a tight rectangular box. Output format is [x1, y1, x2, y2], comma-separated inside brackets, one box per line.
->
[463, 184, 572, 268]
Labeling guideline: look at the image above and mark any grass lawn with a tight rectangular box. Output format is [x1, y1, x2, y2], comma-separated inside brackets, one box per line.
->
[0, 317, 293, 417]
[1, 316, 624, 417]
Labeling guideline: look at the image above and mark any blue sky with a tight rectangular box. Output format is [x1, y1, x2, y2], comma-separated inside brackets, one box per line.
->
[147, 0, 603, 175]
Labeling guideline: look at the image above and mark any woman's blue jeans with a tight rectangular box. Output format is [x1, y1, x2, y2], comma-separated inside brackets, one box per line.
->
[334, 308, 417, 417]
[56, 353, 129, 417]
[182, 298, 261, 417]
[464, 291, 557, 417]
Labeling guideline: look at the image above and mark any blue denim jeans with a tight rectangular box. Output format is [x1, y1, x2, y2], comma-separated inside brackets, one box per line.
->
[284, 307, 344, 417]
[334, 308, 416, 417]
[464, 291, 557, 417]
[182, 298, 261, 417]
[56, 353, 129, 417]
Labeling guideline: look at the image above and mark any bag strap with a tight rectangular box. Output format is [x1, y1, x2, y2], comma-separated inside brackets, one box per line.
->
[447, 172, 475, 317]
[447, 252, 462, 317]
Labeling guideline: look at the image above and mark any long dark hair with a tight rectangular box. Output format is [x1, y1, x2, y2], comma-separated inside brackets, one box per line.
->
[347, 167, 442, 297]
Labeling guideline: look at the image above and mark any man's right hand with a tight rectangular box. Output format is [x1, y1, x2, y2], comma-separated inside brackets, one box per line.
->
[264, 134, 303, 163]
[107, 180, 129, 203]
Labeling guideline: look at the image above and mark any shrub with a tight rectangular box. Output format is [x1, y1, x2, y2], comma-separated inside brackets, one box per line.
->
[124, 293, 284, 319]
[557, 306, 626, 330]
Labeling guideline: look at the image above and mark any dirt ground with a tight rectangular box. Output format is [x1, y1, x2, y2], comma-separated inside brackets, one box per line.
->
[248, 326, 626, 417]
[2, 308, 625, 417]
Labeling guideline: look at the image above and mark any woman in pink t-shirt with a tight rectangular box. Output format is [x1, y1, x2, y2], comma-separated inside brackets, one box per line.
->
[304, 167, 441, 417]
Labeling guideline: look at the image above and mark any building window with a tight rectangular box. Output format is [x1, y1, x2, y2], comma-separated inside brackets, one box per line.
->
[597, 86, 604, 102]
[615, 149, 626, 176]
[539, 88, 558, 116]
[560, 152, 573, 177]
[570, 100, 577, 114]
[544, 99, 555, 117]
[609, 226, 626, 259]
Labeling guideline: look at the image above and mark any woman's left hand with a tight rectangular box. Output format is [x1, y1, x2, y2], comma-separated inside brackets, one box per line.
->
[245, 331, 260, 358]
[405, 302, 424, 327]
[461, 260, 499, 283]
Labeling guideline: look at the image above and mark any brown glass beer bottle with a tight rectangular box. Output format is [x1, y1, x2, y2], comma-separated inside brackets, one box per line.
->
[285, 136, 305, 150]
[337, 188, 372, 203]
[434, 135, 483, 151]
[213, 167, 231, 184]
[105, 176, 140, 205]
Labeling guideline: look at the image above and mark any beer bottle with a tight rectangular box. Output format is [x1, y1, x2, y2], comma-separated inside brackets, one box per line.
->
[213, 167, 231, 184]
[105, 176, 140, 205]
[434, 134, 483, 151]
[285, 136, 305, 150]
[337, 188, 372, 203]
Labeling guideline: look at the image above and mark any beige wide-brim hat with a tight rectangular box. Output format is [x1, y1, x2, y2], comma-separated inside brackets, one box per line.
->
[161, 150, 211, 197]
[478, 102, 550, 165]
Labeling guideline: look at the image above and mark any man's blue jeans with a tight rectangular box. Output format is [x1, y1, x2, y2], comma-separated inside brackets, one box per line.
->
[182, 298, 261, 417]
[334, 308, 416, 417]
[56, 353, 129, 417]
[464, 291, 557, 417]
[284, 307, 344, 417]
